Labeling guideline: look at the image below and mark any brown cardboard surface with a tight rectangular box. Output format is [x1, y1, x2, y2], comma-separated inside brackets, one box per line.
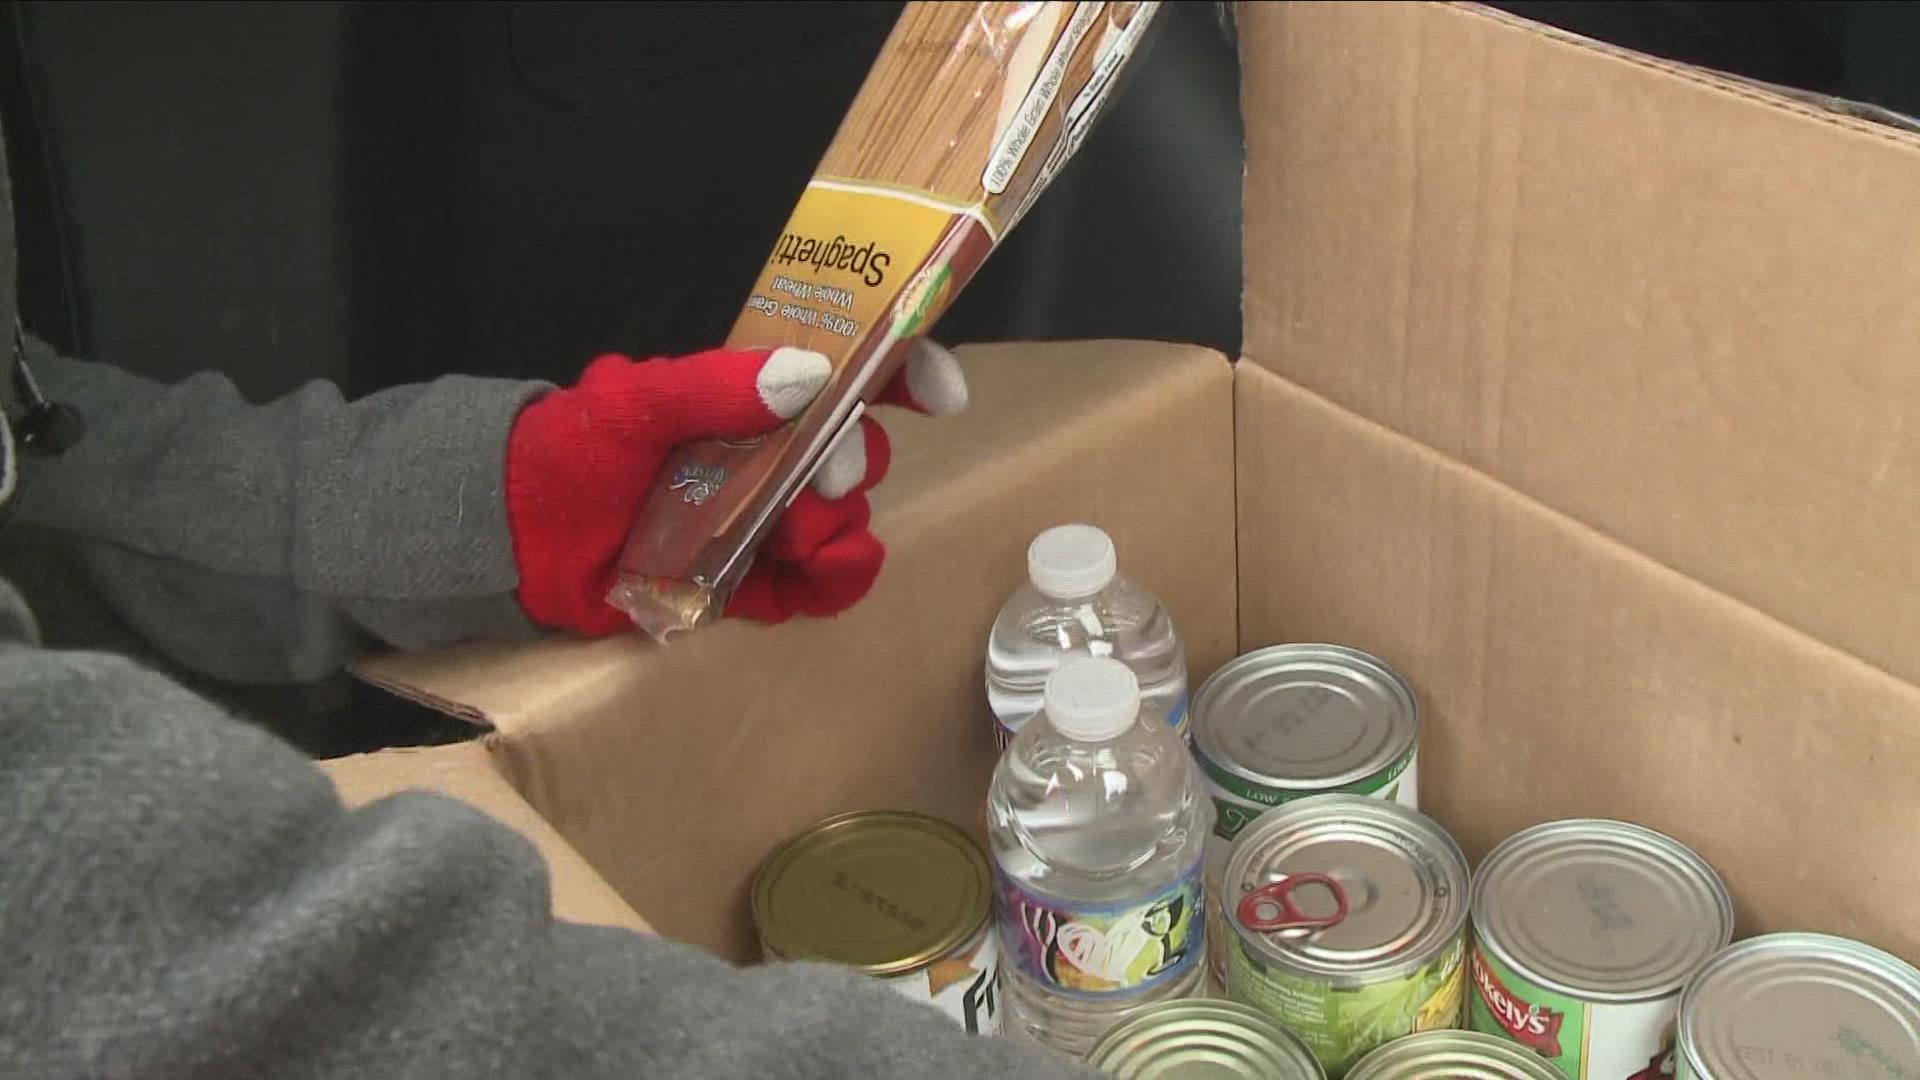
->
[357, 340, 1238, 960]
[321, 741, 652, 934]
[341, 3, 1920, 977]
[1241, 1, 1920, 690]
[1236, 362, 1920, 961]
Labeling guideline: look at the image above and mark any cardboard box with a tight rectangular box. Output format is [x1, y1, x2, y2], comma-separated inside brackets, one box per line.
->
[337, 2, 1920, 968]
[353, 339, 1239, 960]
[322, 740, 651, 934]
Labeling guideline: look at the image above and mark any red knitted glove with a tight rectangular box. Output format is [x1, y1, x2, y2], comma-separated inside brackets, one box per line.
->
[505, 340, 968, 637]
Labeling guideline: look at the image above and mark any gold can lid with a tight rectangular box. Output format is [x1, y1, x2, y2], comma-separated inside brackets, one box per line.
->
[751, 810, 992, 977]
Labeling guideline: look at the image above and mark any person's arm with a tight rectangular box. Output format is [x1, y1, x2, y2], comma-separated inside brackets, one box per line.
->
[13, 335, 967, 686]
[13, 337, 548, 685]
[0, 599, 1096, 1080]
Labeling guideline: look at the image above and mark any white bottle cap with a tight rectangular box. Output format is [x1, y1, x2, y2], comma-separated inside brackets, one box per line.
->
[1027, 524, 1118, 600]
[1043, 656, 1141, 742]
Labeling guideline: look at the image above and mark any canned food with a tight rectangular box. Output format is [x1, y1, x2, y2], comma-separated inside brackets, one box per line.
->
[1347, 1030, 1566, 1080]
[1223, 794, 1470, 1079]
[1468, 820, 1734, 1080]
[1676, 932, 1920, 1080]
[752, 809, 1001, 1035]
[1192, 645, 1421, 985]
[1085, 998, 1327, 1079]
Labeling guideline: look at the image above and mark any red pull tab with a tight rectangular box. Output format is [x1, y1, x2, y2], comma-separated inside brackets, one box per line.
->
[1235, 873, 1350, 933]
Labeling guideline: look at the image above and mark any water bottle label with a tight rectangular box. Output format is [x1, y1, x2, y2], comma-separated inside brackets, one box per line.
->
[993, 860, 1204, 999]
[1165, 692, 1189, 738]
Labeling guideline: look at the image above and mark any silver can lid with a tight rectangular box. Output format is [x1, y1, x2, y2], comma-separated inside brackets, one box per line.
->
[1346, 1030, 1566, 1080]
[1224, 794, 1468, 981]
[1471, 819, 1733, 1002]
[1192, 645, 1419, 794]
[1678, 932, 1920, 1080]
[1085, 998, 1326, 1079]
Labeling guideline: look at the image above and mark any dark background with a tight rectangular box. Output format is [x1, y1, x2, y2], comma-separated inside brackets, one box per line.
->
[1, 1, 1915, 757]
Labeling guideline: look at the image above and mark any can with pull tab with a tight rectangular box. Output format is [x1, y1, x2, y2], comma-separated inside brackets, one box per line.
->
[1222, 794, 1470, 1079]
[1191, 645, 1421, 988]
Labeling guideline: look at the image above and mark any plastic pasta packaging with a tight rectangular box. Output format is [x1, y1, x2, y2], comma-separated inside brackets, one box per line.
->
[609, 1, 1165, 641]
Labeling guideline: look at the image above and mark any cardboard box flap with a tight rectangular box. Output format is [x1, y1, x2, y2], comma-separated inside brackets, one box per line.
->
[353, 341, 1239, 959]
[355, 637, 626, 735]
[1464, 3, 1920, 136]
[1240, 0, 1920, 691]
[322, 740, 652, 933]
[1236, 363, 1920, 961]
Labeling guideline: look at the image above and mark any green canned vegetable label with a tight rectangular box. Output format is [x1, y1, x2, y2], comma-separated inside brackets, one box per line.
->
[1229, 933, 1466, 1079]
[1202, 749, 1414, 844]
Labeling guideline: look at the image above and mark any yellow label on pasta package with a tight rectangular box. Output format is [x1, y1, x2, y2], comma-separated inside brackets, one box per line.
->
[728, 180, 984, 356]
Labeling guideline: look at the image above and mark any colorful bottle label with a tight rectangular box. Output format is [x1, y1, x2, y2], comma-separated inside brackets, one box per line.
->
[1165, 692, 1191, 740]
[995, 859, 1204, 999]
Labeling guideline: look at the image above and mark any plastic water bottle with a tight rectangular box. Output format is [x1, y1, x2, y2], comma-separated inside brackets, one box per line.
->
[987, 655, 1213, 1056]
[984, 524, 1189, 750]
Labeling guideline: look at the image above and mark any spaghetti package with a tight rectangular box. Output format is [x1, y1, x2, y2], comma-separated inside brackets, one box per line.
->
[610, 1, 1164, 640]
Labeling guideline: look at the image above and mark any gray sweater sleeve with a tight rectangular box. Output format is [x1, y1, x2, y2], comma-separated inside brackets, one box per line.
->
[0, 595, 1099, 1080]
[12, 340, 553, 685]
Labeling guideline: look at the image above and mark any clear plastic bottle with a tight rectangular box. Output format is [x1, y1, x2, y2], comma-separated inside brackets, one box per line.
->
[984, 524, 1189, 750]
[987, 655, 1213, 1056]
